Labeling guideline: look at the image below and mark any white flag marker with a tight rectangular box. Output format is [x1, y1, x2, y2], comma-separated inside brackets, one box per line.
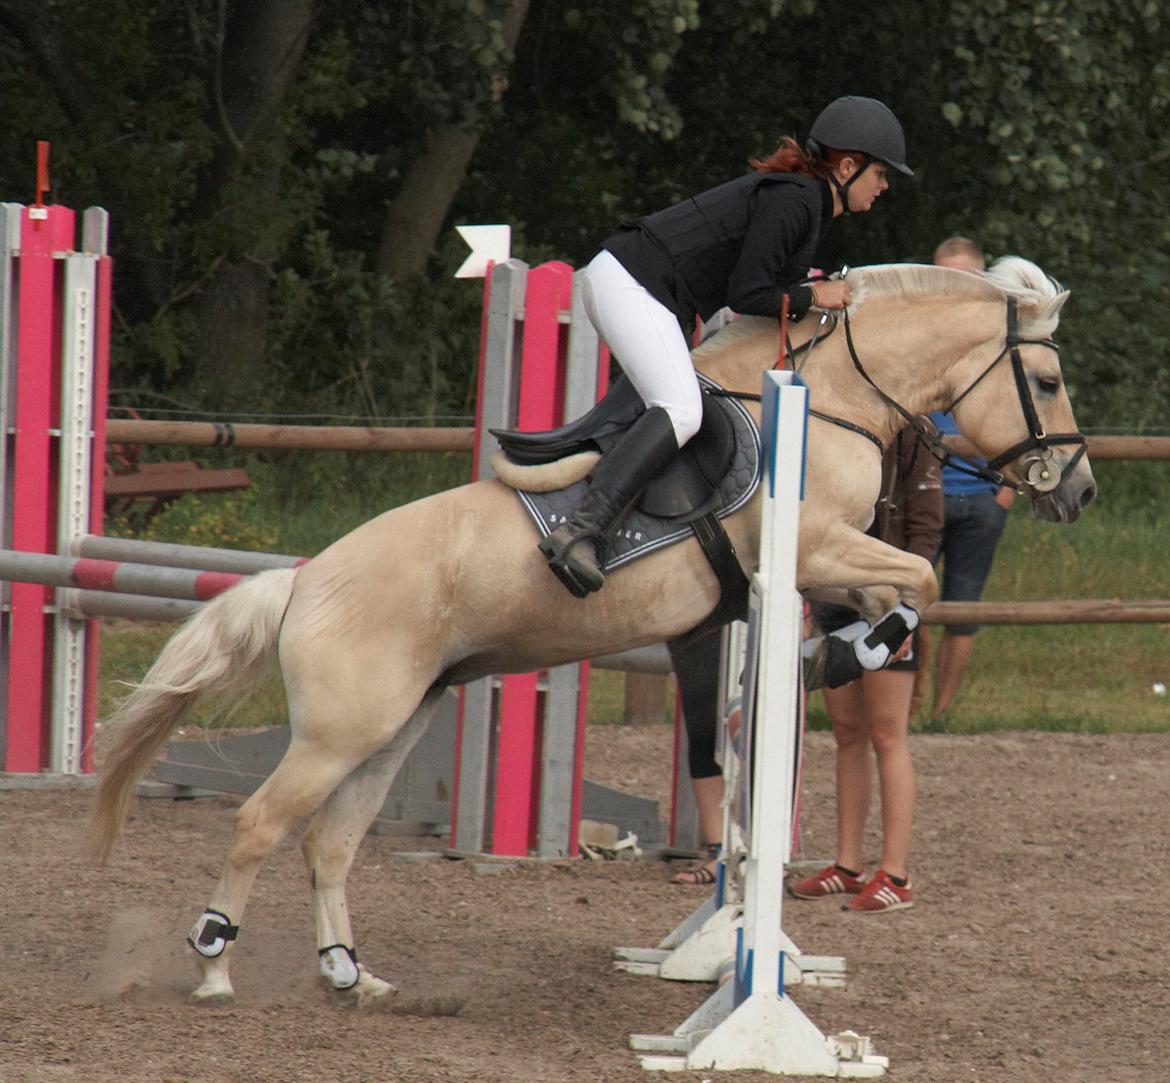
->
[454, 224, 511, 278]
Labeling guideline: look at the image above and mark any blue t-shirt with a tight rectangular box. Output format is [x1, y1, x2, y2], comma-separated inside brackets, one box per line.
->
[930, 411, 999, 496]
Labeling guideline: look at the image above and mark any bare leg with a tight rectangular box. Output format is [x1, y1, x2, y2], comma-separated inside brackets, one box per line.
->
[863, 668, 916, 879]
[301, 688, 447, 1006]
[693, 774, 724, 847]
[931, 632, 977, 716]
[822, 680, 871, 874]
[823, 666, 916, 879]
[909, 625, 931, 717]
[670, 774, 725, 885]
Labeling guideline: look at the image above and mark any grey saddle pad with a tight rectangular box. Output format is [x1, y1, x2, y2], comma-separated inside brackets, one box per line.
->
[515, 384, 761, 570]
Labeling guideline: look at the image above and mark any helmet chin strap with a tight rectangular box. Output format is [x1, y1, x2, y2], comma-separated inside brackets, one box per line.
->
[827, 157, 872, 217]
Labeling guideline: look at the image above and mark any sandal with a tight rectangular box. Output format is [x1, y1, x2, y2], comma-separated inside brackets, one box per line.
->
[670, 842, 721, 886]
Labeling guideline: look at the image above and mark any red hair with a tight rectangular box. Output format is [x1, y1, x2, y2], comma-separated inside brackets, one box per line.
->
[751, 136, 866, 177]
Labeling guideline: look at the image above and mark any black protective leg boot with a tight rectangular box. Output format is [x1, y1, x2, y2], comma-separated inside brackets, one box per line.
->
[539, 406, 679, 596]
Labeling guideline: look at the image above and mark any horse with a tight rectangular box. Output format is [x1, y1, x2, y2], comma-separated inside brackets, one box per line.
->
[88, 256, 1096, 1006]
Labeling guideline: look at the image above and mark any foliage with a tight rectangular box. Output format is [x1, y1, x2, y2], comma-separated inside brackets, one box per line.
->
[105, 488, 280, 553]
[0, 0, 1166, 431]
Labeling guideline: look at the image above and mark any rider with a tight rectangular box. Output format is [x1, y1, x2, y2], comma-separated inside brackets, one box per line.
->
[539, 95, 913, 597]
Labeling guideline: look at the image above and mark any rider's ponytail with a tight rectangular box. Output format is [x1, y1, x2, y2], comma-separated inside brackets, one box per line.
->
[751, 136, 865, 178]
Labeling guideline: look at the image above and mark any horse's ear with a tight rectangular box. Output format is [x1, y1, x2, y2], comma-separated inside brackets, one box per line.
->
[1028, 288, 1070, 328]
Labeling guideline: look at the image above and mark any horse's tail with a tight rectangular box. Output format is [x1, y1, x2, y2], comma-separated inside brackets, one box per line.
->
[87, 566, 298, 865]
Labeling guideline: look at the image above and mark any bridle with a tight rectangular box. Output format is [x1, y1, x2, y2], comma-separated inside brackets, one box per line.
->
[943, 299, 1087, 491]
[815, 297, 1088, 493]
[709, 294, 1088, 494]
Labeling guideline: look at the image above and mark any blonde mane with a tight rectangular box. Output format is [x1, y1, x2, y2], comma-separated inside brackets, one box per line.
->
[692, 255, 1069, 361]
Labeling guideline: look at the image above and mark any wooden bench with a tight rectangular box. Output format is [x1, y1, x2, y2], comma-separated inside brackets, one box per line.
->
[105, 460, 252, 521]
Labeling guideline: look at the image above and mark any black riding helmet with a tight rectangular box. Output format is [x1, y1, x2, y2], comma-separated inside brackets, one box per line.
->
[807, 95, 912, 214]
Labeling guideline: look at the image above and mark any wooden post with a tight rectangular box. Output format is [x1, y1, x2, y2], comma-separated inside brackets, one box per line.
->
[623, 673, 671, 725]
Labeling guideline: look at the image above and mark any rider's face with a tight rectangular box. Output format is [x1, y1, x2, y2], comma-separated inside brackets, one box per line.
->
[844, 161, 889, 213]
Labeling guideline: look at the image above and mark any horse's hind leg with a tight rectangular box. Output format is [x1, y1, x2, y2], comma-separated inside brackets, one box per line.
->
[188, 735, 395, 1003]
[302, 686, 448, 1007]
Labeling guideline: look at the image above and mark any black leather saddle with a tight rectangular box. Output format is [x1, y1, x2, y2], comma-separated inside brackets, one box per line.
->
[491, 374, 738, 521]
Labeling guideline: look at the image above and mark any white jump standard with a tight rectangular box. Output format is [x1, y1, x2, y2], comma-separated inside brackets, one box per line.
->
[630, 371, 888, 1077]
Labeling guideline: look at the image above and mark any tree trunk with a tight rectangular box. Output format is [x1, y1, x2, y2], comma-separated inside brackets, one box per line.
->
[378, 0, 529, 280]
[192, 0, 314, 401]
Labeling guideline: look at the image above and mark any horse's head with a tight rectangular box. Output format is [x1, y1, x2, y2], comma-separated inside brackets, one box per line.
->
[948, 256, 1096, 523]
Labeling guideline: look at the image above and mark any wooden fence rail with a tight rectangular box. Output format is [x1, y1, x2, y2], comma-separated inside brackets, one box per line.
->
[105, 419, 475, 453]
[943, 434, 1170, 462]
[923, 599, 1170, 625]
[104, 421, 1170, 462]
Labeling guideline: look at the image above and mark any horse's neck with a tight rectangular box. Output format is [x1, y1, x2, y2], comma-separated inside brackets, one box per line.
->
[692, 299, 1005, 444]
[801, 298, 1003, 442]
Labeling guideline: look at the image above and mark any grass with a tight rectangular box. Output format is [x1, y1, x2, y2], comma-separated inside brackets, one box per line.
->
[97, 455, 1170, 735]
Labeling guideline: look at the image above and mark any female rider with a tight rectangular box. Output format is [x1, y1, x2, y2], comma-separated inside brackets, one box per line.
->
[539, 95, 913, 597]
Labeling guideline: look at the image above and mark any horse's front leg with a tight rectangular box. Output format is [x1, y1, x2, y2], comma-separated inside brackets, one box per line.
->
[302, 687, 447, 1008]
[798, 524, 938, 615]
[798, 526, 938, 690]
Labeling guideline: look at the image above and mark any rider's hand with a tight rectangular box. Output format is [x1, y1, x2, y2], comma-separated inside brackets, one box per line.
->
[809, 280, 852, 309]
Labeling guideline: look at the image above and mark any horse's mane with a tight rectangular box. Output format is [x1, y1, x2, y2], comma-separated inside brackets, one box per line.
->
[692, 256, 1069, 360]
[850, 257, 1068, 336]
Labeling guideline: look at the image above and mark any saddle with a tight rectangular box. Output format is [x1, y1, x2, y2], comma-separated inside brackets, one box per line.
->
[492, 373, 738, 522]
[493, 373, 760, 640]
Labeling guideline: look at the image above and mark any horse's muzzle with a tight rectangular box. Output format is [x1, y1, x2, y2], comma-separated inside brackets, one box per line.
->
[1030, 463, 1096, 523]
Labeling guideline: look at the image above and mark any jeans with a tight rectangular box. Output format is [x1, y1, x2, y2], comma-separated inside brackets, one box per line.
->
[934, 490, 1010, 635]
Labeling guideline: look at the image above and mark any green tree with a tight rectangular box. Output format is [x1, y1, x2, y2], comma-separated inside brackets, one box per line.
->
[0, 0, 1166, 433]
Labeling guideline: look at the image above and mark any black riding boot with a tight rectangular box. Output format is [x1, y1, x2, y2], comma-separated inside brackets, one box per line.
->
[539, 406, 679, 597]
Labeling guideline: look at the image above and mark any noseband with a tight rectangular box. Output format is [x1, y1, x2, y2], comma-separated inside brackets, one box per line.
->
[826, 298, 1087, 493]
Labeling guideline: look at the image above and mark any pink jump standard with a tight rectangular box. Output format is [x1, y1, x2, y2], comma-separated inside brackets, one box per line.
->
[1, 160, 113, 774]
[453, 256, 610, 857]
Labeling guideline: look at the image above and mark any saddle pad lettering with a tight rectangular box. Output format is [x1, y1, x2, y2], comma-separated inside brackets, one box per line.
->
[515, 383, 760, 569]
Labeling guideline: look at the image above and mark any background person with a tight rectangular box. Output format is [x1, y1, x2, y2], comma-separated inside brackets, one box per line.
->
[788, 428, 943, 913]
[924, 237, 1016, 719]
[540, 96, 912, 598]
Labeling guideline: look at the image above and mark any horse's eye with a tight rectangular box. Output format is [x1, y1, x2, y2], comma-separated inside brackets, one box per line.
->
[1037, 376, 1060, 394]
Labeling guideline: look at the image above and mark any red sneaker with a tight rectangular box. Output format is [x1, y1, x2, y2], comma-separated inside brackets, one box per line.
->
[787, 863, 866, 900]
[843, 869, 914, 913]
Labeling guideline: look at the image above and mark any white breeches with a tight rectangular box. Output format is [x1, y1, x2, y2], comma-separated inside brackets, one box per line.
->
[580, 249, 703, 446]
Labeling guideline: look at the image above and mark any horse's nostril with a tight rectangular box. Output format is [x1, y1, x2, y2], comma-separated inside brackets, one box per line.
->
[1081, 483, 1097, 508]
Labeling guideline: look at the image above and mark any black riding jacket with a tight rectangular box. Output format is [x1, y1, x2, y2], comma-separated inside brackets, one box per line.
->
[602, 172, 834, 330]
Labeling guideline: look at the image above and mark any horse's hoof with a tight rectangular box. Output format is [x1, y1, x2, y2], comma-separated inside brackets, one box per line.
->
[190, 987, 234, 1006]
[191, 972, 235, 1005]
[344, 966, 397, 1010]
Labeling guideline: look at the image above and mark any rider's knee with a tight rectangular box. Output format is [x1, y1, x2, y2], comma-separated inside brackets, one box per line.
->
[665, 396, 703, 447]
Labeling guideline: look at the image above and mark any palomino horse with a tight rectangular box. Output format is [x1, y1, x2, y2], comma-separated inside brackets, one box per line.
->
[89, 256, 1095, 1005]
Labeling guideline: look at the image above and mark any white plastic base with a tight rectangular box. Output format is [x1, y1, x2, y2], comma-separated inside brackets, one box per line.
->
[615, 905, 846, 988]
[634, 992, 887, 1077]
